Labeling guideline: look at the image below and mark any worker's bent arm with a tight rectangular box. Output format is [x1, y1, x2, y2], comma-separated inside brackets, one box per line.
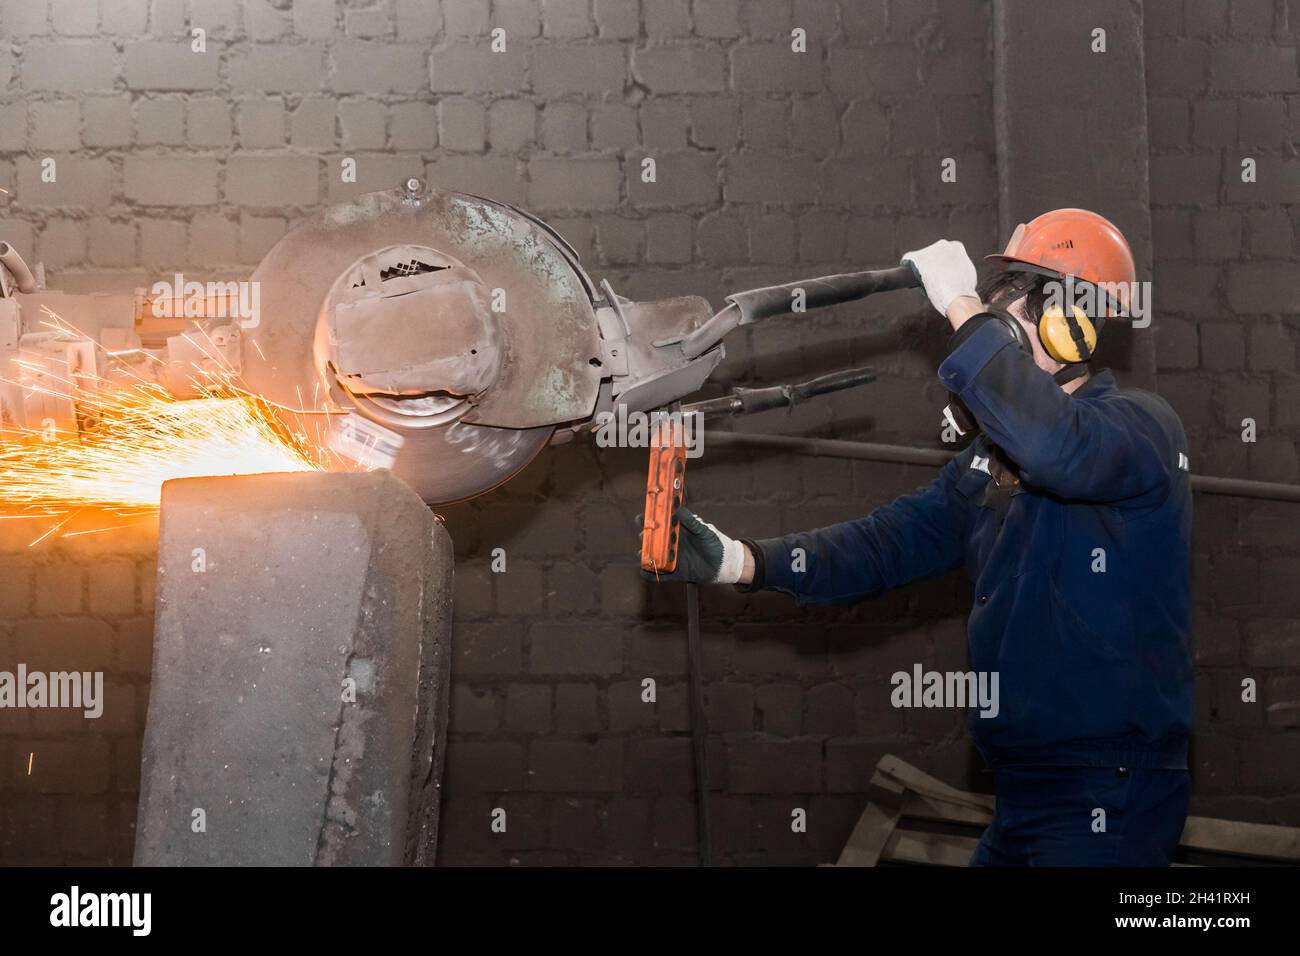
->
[939, 318, 1180, 504]
[738, 453, 972, 606]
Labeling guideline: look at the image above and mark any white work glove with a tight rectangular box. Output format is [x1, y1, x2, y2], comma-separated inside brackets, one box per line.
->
[901, 239, 979, 316]
[639, 508, 747, 585]
[696, 510, 748, 584]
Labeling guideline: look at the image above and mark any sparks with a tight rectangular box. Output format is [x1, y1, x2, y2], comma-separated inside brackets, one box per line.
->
[0, 386, 324, 512]
[0, 320, 326, 535]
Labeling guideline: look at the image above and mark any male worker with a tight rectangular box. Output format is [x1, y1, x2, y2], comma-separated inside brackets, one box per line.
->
[646, 209, 1193, 866]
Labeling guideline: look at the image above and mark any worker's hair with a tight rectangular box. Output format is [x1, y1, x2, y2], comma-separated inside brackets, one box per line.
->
[977, 270, 1049, 325]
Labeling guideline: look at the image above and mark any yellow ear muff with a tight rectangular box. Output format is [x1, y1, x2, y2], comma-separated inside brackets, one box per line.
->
[1038, 303, 1097, 364]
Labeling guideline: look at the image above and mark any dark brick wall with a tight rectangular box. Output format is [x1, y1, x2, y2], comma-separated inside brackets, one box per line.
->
[1144, 0, 1300, 823]
[0, 520, 156, 864]
[0, 0, 1296, 865]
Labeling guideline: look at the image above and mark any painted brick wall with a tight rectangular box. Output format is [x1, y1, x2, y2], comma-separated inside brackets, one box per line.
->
[0, 0, 1294, 866]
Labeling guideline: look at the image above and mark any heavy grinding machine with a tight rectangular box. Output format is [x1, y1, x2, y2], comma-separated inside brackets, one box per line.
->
[1, 179, 920, 507]
[243, 176, 735, 503]
[243, 178, 929, 505]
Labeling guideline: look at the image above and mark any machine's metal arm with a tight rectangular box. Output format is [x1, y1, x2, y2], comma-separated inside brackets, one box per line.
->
[676, 264, 922, 359]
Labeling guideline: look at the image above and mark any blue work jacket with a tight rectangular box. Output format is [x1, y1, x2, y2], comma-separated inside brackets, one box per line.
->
[744, 316, 1194, 769]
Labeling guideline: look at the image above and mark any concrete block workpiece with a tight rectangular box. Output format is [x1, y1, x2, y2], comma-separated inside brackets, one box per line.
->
[133, 470, 453, 866]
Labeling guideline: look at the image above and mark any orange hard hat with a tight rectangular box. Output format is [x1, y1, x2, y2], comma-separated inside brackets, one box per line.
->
[986, 208, 1136, 316]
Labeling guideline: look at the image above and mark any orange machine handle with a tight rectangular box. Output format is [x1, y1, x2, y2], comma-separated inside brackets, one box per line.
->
[640, 419, 688, 574]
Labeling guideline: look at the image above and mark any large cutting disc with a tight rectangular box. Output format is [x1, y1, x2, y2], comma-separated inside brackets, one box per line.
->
[242, 184, 604, 504]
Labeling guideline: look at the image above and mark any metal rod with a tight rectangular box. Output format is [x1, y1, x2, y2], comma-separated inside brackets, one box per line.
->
[685, 581, 712, 866]
[707, 432, 1300, 504]
[682, 365, 877, 419]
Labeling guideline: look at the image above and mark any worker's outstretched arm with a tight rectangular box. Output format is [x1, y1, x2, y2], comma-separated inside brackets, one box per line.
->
[737, 452, 974, 606]
[939, 317, 1180, 503]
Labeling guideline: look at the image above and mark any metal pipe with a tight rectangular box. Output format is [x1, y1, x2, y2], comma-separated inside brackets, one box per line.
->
[0, 241, 38, 294]
[675, 301, 740, 359]
[709, 432, 952, 468]
[707, 432, 1300, 504]
[1186, 473, 1300, 504]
